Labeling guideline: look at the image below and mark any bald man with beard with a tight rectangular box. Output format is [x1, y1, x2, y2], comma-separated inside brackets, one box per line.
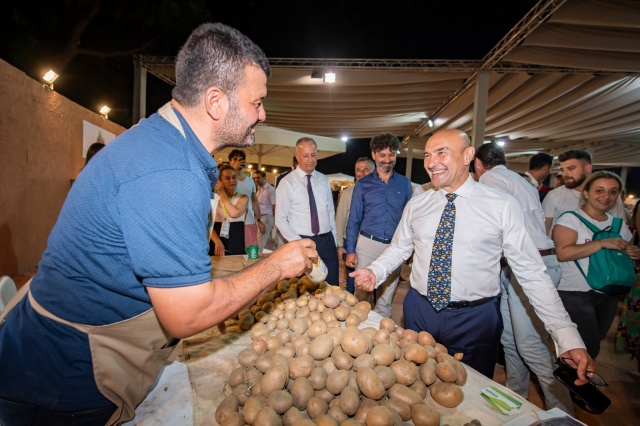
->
[352, 129, 595, 382]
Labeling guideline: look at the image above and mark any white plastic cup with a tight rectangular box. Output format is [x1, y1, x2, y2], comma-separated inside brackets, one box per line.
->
[307, 258, 328, 283]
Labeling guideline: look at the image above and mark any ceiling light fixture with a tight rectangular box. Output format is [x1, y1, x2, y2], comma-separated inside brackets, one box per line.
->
[99, 105, 111, 120]
[272, 168, 278, 174]
[323, 69, 336, 84]
[427, 119, 434, 128]
[42, 69, 59, 90]
[341, 136, 348, 142]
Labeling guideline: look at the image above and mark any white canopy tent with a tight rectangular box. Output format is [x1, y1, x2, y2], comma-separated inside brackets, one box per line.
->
[213, 124, 345, 170]
[326, 173, 355, 183]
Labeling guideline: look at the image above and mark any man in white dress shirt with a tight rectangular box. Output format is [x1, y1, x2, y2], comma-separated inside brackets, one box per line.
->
[276, 138, 339, 285]
[353, 129, 594, 382]
[475, 143, 573, 414]
[335, 157, 374, 293]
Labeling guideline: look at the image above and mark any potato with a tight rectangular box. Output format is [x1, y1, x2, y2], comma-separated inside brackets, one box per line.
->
[289, 354, 315, 379]
[339, 386, 360, 416]
[266, 336, 283, 352]
[261, 366, 288, 396]
[370, 344, 395, 367]
[320, 357, 337, 375]
[341, 331, 370, 358]
[215, 394, 239, 425]
[309, 367, 328, 390]
[237, 348, 260, 368]
[419, 358, 437, 386]
[354, 398, 378, 424]
[429, 382, 464, 408]
[275, 345, 296, 358]
[250, 323, 269, 340]
[388, 383, 423, 406]
[323, 293, 341, 308]
[221, 411, 245, 426]
[436, 362, 458, 383]
[228, 367, 245, 388]
[345, 313, 361, 327]
[331, 347, 354, 370]
[255, 352, 273, 373]
[326, 369, 350, 395]
[315, 387, 335, 403]
[355, 301, 372, 313]
[306, 396, 329, 419]
[373, 365, 397, 389]
[307, 320, 328, 339]
[233, 383, 251, 405]
[409, 379, 427, 399]
[254, 406, 283, 426]
[381, 398, 411, 421]
[411, 403, 441, 426]
[243, 396, 264, 425]
[244, 367, 263, 387]
[282, 406, 305, 426]
[434, 343, 448, 354]
[258, 291, 277, 306]
[365, 405, 403, 426]
[316, 413, 341, 426]
[289, 318, 308, 334]
[401, 329, 419, 343]
[372, 329, 390, 345]
[267, 389, 294, 414]
[309, 334, 334, 360]
[334, 305, 350, 321]
[404, 344, 429, 365]
[436, 352, 467, 385]
[379, 317, 396, 332]
[353, 353, 376, 371]
[290, 377, 315, 410]
[390, 360, 418, 386]
[356, 367, 386, 400]
[327, 328, 344, 349]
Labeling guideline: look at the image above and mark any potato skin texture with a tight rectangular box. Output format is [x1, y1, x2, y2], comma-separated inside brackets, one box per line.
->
[356, 367, 386, 400]
[365, 405, 403, 426]
[429, 382, 464, 408]
[411, 404, 441, 426]
[215, 394, 240, 425]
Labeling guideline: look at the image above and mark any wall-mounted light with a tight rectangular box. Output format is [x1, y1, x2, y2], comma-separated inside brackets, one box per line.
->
[42, 70, 59, 90]
[99, 105, 111, 120]
[323, 69, 336, 84]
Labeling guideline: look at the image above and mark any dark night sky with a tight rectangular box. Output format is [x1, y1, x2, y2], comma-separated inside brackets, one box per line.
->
[2, 0, 538, 182]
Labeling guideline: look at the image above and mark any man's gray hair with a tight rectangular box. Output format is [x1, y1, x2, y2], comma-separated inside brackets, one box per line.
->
[172, 23, 271, 108]
[296, 137, 317, 150]
[355, 157, 375, 169]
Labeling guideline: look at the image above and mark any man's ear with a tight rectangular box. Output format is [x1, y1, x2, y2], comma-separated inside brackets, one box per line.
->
[463, 146, 476, 165]
[585, 163, 593, 175]
[204, 86, 227, 121]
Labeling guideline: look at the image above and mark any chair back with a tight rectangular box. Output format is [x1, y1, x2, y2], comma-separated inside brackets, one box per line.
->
[0, 275, 18, 314]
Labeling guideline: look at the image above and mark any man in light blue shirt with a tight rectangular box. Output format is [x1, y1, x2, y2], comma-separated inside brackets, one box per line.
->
[346, 133, 412, 316]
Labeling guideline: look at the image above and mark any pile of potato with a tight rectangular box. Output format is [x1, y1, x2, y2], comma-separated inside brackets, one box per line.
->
[216, 282, 471, 426]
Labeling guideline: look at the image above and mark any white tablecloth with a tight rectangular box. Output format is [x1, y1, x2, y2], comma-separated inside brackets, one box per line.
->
[128, 311, 550, 425]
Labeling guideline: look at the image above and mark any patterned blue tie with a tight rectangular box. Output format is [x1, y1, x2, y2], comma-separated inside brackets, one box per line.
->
[428, 193, 457, 312]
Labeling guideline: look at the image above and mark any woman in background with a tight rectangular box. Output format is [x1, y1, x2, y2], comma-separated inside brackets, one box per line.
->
[210, 164, 248, 256]
[553, 171, 639, 358]
[85, 142, 105, 167]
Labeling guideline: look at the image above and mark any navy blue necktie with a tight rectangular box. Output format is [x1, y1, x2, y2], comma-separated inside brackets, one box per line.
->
[306, 174, 320, 235]
[427, 193, 457, 311]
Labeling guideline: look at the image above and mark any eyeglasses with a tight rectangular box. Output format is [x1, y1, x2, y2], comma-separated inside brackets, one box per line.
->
[558, 358, 608, 388]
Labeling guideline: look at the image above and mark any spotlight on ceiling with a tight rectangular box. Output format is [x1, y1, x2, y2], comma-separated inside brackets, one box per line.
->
[341, 136, 348, 142]
[99, 105, 111, 120]
[272, 168, 278, 174]
[42, 69, 59, 90]
[427, 119, 434, 128]
[323, 69, 336, 84]
[247, 164, 253, 169]
[496, 140, 506, 147]
[261, 167, 266, 171]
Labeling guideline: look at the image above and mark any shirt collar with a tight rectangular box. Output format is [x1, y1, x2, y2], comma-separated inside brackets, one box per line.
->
[294, 167, 315, 178]
[434, 174, 476, 200]
[372, 168, 396, 181]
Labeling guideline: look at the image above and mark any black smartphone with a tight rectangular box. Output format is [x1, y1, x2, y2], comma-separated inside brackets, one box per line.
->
[553, 363, 611, 414]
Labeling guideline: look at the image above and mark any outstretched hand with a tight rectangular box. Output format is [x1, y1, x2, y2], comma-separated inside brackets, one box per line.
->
[350, 268, 376, 292]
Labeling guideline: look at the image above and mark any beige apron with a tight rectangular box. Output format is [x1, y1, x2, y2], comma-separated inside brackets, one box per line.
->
[0, 280, 178, 426]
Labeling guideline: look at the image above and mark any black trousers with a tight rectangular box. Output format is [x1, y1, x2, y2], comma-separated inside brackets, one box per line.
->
[302, 233, 339, 286]
[0, 396, 116, 426]
[403, 287, 503, 378]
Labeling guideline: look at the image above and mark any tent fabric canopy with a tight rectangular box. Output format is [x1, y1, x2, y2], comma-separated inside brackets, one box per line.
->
[138, 0, 640, 168]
